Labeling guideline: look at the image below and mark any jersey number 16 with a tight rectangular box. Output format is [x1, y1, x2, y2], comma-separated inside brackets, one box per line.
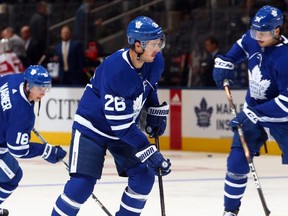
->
[16, 132, 29, 145]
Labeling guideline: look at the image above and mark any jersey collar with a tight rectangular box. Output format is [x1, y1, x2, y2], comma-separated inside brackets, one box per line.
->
[19, 82, 32, 105]
[122, 49, 134, 69]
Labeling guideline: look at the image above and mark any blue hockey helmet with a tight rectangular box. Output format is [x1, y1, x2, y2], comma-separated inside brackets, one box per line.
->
[251, 5, 283, 31]
[24, 65, 51, 90]
[250, 5, 283, 41]
[126, 16, 165, 50]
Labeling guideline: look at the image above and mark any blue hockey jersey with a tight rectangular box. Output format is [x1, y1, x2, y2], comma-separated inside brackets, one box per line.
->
[226, 31, 288, 127]
[73, 48, 164, 149]
[0, 74, 44, 158]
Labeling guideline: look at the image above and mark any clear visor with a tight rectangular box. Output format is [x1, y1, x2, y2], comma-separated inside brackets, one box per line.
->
[29, 84, 51, 93]
[250, 29, 274, 41]
[142, 34, 166, 51]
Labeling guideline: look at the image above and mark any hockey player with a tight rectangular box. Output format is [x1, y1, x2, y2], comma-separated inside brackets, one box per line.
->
[51, 16, 171, 216]
[0, 39, 25, 76]
[213, 5, 288, 216]
[0, 65, 67, 216]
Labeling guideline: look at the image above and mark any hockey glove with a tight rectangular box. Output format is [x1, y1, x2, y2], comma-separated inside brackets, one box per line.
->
[42, 144, 67, 164]
[136, 145, 171, 176]
[213, 54, 235, 89]
[229, 110, 257, 132]
[145, 102, 169, 137]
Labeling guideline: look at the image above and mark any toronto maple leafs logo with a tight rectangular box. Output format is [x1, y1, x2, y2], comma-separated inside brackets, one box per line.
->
[133, 93, 144, 121]
[194, 98, 213, 128]
[135, 21, 143, 29]
[254, 16, 263, 23]
[249, 65, 271, 100]
[271, 9, 278, 17]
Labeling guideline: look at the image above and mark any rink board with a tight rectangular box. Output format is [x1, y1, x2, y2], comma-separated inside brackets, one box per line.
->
[31, 87, 282, 155]
[31, 132, 281, 156]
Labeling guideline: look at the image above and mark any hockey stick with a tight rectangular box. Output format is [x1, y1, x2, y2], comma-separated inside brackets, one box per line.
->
[32, 128, 112, 216]
[37, 54, 46, 65]
[223, 80, 271, 216]
[154, 131, 166, 216]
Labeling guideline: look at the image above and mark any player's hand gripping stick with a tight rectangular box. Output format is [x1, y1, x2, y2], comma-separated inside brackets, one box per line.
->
[223, 80, 270, 216]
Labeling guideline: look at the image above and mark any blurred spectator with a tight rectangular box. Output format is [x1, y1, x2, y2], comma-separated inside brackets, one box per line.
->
[73, 0, 102, 46]
[53, 25, 87, 85]
[2, 26, 26, 61]
[84, 40, 104, 77]
[0, 38, 25, 76]
[243, 0, 287, 21]
[199, 36, 220, 87]
[20, 25, 43, 67]
[29, 1, 48, 54]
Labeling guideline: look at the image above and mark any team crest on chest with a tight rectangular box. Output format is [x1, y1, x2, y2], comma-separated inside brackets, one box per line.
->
[133, 93, 144, 121]
[249, 65, 271, 100]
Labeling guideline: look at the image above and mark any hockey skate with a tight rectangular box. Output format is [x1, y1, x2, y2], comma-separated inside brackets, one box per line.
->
[0, 208, 9, 216]
[223, 210, 238, 216]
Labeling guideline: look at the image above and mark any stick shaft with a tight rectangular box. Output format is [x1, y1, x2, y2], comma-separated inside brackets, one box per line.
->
[154, 135, 166, 216]
[32, 128, 112, 216]
[223, 81, 270, 216]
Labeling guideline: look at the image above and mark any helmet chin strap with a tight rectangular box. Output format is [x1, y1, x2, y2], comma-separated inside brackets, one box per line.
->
[136, 52, 143, 60]
[24, 82, 41, 116]
[130, 42, 145, 61]
[135, 48, 145, 60]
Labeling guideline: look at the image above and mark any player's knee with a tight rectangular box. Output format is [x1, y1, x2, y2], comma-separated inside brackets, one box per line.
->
[6, 167, 23, 190]
[227, 148, 249, 174]
[64, 173, 97, 203]
[126, 163, 155, 195]
[0, 167, 22, 204]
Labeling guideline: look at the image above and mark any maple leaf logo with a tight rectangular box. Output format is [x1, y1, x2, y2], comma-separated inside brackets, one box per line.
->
[255, 16, 263, 22]
[271, 9, 278, 17]
[194, 98, 213, 128]
[248, 65, 271, 100]
[133, 93, 144, 121]
[135, 21, 143, 29]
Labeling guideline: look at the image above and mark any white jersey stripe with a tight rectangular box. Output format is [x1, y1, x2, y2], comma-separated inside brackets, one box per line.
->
[70, 130, 80, 173]
[224, 191, 244, 199]
[124, 189, 148, 200]
[60, 193, 82, 209]
[236, 36, 249, 58]
[246, 107, 288, 123]
[105, 113, 134, 120]
[278, 94, 288, 102]
[7, 143, 29, 151]
[224, 180, 247, 188]
[275, 97, 288, 113]
[53, 205, 69, 216]
[74, 114, 119, 140]
[111, 121, 134, 131]
[120, 201, 142, 213]
[0, 187, 13, 194]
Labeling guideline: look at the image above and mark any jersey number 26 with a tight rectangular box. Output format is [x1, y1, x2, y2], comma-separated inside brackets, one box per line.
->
[105, 94, 126, 111]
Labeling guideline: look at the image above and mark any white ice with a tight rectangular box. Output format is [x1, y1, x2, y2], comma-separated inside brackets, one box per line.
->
[3, 149, 288, 216]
